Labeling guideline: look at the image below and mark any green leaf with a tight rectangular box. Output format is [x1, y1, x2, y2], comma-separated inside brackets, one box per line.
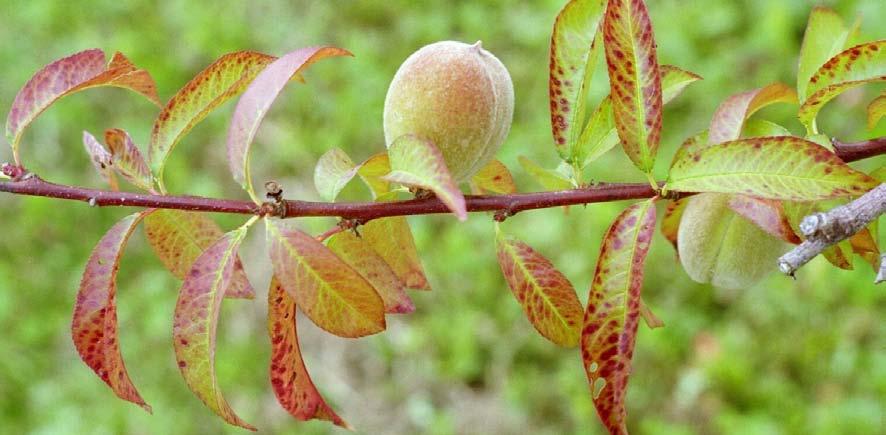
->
[709, 83, 797, 145]
[327, 231, 415, 314]
[666, 136, 877, 200]
[227, 47, 351, 201]
[797, 7, 852, 100]
[6, 50, 159, 163]
[267, 277, 350, 429]
[602, 0, 663, 173]
[313, 147, 359, 202]
[73, 211, 152, 413]
[727, 195, 801, 244]
[265, 220, 385, 338]
[172, 224, 255, 430]
[660, 65, 702, 104]
[518, 156, 574, 191]
[495, 226, 583, 347]
[581, 199, 656, 433]
[82, 130, 119, 190]
[361, 217, 430, 291]
[471, 159, 516, 195]
[799, 40, 886, 134]
[867, 92, 886, 130]
[549, 0, 606, 159]
[669, 130, 709, 171]
[742, 119, 793, 138]
[149, 51, 279, 190]
[104, 128, 153, 192]
[383, 134, 467, 220]
[357, 152, 392, 200]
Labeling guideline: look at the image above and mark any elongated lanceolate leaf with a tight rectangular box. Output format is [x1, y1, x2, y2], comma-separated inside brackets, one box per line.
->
[667, 136, 877, 200]
[327, 231, 414, 314]
[727, 195, 801, 244]
[150, 51, 278, 185]
[661, 198, 687, 253]
[797, 7, 853, 100]
[799, 40, 886, 133]
[6, 50, 159, 161]
[471, 159, 516, 195]
[549, 0, 606, 159]
[383, 134, 467, 220]
[581, 199, 656, 433]
[314, 147, 359, 202]
[82, 130, 119, 190]
[495, 227, 583, 347]
[268, 277, 350, 428]
[603, 0, 663, 173]
[227, 47, 351, 200]
[361, 217, 430, 291]
[357, 152, 393, 200]
[266, 220, 385, 338]
[104, 128, 153, 191]
[73, 211, 152, 412]
[867, 92, 886, 130]
[518, 156, 574, 191]
[173, 225, 255, 430]
[708, 83, 797, 145]
[144, 209, 254, 299]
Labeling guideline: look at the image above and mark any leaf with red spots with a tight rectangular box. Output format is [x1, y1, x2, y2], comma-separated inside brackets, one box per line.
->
[361, 217, 430, 291]
[548, 0, 606, 160]
[82, 130, 119, 191]
[581, 199, 656, 433]
[495, 226, 583, 347]
[267, 277, 350, 429]
[799, 40, 886, 134]
[144, 209, 254, 299]
[173, 223, 256, 431]
[708, 83, 797, 145]
[666, 136, 877, 200]
[327, 231, 415, 314]
[471, 159, 516, 195]
[383, 134, 467, 221]
[868, 92, 886, 130]
[227, 46, 351, 201]
[6, 49, 159, 162]
[602, 0, 663, 173]
[727, 195, 801, 244]
[72, 211, 152, 413]
[518, 156, 574, 191]
[660, 198, 687, 253]
[314, 147, 359, 202]
[266, 219, 385, 338]
[103, 128, 153, 192]
[797, 7, 855, 100]
[357, 152, 393, 200]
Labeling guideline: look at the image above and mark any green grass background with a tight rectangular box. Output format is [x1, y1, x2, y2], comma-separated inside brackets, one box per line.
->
[0, 1, 883, 433]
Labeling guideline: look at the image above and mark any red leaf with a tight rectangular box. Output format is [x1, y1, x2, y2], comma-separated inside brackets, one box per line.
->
[708, 83, 797, 145]
[581, 199, 656, 433]
[268, 276, 351, 429]
[81, 130, 119, 191]
[104, 128, 153, 192]
[727, 195, 801, 244]
[72, 211, 152, 412]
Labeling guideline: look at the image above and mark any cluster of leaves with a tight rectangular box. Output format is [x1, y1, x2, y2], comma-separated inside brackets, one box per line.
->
[1, 1, 883, 433]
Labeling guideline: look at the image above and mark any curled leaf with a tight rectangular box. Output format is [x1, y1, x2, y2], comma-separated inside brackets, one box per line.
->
[471, 159, 516, 195]
[72, 211, 152, 412]
[581, 199, 656, 434]
[266, 220, 385, 338]
[268, 277, 350, 428]
[383, 134, 467, 221]
[82, 130, 119, 190]
[361, 217, 430, 291]
[357, 152, 393, 200]
[227, 46, 351, 200]
[314, 147, 359, 202]
[727, 195, 801, 244]
[104, 128, 153, 191]
[708, 83, 797, 145]
[327, 231, 414, 314]
[173, 225, 255, 430]
[495, 227, 583, 347]
[867, 92, 886, 130]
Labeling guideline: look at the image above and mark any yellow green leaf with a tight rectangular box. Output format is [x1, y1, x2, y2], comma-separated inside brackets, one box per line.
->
[361, 217, 430, 291]
[327, 231, 414, 314]
[383, 134, 467, 220]
[471, 159, 516, 195]
[313, 147, 359, 202]
[797, 7, 853, 99]
[357, 152, 393, 200]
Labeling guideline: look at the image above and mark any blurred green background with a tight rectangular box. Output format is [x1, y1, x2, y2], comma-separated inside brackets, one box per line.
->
[1, 1, 883, 434]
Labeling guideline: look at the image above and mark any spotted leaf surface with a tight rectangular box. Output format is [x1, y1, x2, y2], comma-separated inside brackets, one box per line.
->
[266, 220, 385, 338]
[149, 51, 277, 187]
[549, 0, 606, 159]
[661, 198, 687, 253]
[82, 130, 118, 190]
[267, 277, 350, 428]
[581, 199, 656, 433]
[799, 40, 886, 133]
[797, 7, 853, 100]
[227, 46, 351, 200]
[495, 227, 583, 347]
[667, 136, 877, 200]
[383, 134, 467, 220]
[727, 195, 801, 244]
[357, 152, 393, 200]
[361, 217, 430, 291]
[327, 231, 414, 314]
[708, 83, 797, 145]
[144, 209, 254, 299]
[868, 92, 886, 129]
[471, 159, 516, 195]
[72, 211, 151, 412]
[518, 156, 574, 191]
[314, 147, 359, 202]
[603, 0, 663, 173]
[104, 128, 153, 191]
[6, 49, 159, 161]
[173, 225, 255, 430]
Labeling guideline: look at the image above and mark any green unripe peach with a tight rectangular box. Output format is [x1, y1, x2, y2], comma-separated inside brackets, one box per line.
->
[384, 40, 515, 182]
[677, 193, 786, 290]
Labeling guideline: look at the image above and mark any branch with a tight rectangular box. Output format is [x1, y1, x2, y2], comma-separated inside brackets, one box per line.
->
[778, 183, 886, 280]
